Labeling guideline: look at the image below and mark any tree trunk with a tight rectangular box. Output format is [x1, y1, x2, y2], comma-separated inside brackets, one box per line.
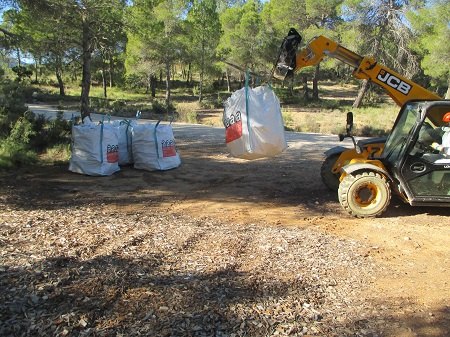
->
[80, 16, 93, 120]
[187, 63, 191, 86]
[353, 79, 370, 108]
[34, 57, 38, 83]
[312, 64, 320, 100]
[101, 63, 107, 99]
[198, 42, 205, 103]
[56, 67, 65, 96]
[302, 75, 310, 100]
[145, 74, 150, 94]
[445, 77, 450, 99]
[16, 48, 21, 67]
[289, 76, 294, 96]
[151, 75, 157, 98]
[165, 60, 171, 109]
[102, 70, 107, 98]
[109, 53, 114, 88]
[199, 69, 204, 102]
[226, 69, 231, 92]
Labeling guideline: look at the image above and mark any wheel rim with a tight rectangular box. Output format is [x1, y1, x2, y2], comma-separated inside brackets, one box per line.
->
[354, 182, 379, 206]
[338, 171, 392, 217]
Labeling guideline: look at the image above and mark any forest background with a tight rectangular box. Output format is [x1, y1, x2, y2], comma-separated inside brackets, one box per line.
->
[0, 0, 449, 168]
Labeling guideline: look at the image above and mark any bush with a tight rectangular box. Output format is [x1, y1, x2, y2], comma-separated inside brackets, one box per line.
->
[200, 92, 224, 109]
[282, 110, 294, 130]
[124, 74, 145, 90]
[11, 65, 33, 82]
[0, 140, 37, 169]
[0, 81, 72, 169]
[184, 111, 198, 124]
[0, 116, 38, 169]
[8, 114, 36, 144]
[91, 97, 110, 111]
[111, 99, 127, 114]
[0, 82, 29, 138]
[41, 112, 72, 147]
[152, 99, 174, 115]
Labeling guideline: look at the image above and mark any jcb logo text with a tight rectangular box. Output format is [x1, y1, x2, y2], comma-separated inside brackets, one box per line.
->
[377, 70, 411, 95]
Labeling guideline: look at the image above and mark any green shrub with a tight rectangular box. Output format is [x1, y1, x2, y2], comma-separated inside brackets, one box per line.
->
[0, 81, 73, 169]
[152, 99, 174, 115]
[0, 116, 38, 169]
[44, 112, 72, 145]
[0, 82, 29, 138]
[91, 97, 110, 111]
[8, 115, 36, 144]
[282, 111, 294, 128]
[185, 111, 198, 123]
[192, 85, 199, 96]
[111, 99, 127, 114]
[0, 140, 37, 169]
[11, 65, 33, 82]
[0, 110, 72, 169]
[200, 93, 224, 109]
[124, 74, 144, 90]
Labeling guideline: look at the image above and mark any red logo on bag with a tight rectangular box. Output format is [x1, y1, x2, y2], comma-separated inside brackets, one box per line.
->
[106, 144, 119, 163]
[162, 140, 177, 157]
[224, 111, 242, 143]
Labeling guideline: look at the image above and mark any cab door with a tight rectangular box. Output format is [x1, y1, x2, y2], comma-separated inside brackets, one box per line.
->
[401, 154, 450, 198]
[400, 114, 450, 200]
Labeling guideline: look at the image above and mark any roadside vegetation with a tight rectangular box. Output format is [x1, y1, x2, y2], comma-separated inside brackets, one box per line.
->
[0, 80, 72, 169]
[0, 74, 399, 170]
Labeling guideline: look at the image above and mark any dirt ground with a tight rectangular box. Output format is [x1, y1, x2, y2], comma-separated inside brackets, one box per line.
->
[1, 121, 449, 336]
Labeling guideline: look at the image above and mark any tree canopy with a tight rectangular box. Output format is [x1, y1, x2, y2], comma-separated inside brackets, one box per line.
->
[1, 0, 448, 116]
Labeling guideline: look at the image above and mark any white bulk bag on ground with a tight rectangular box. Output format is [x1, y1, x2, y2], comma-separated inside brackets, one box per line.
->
[112, 119, 137, 165]
[132, 121, 181, 171]
[223, 85, 287, 160]
[69, 121, 120, 176]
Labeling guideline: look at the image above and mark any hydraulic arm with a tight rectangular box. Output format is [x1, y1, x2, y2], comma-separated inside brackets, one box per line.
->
[275, 29, 440, 108]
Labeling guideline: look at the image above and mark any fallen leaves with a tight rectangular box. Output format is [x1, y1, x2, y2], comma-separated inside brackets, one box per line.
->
[0, 198, 381, 336]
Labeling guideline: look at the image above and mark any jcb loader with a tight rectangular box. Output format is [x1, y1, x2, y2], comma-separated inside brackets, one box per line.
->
[275, 28, 449, 217]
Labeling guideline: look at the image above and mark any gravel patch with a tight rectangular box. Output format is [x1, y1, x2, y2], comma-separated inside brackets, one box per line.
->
[1, 196, 382, 336]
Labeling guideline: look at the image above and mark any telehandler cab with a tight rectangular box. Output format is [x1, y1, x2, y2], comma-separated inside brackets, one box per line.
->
[275, 29, 449, 217]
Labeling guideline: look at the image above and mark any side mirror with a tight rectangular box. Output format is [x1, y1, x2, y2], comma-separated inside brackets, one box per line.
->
[339, 112, 355, 142]
[346, 111, 353, 135]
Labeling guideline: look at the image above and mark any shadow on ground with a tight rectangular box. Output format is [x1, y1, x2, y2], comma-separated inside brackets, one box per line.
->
[1, 253, 449, 336]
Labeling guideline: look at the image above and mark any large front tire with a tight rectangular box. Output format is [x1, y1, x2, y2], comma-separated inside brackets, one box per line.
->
[321, 153, 341, 191]
[338, 171, 391, 218]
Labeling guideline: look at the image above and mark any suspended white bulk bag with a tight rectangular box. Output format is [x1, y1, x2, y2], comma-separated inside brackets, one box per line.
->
[69, 121, 120, 176]
[223, 85, 287, 160]
[132, 121, 181, 171]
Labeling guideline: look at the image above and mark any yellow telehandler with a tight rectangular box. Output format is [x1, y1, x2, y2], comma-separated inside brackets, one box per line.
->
[275, 28, 449, 217]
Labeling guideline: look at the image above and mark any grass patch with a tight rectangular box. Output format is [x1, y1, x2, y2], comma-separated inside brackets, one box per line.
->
[282, 110, 294, 131]
[0, 140, 37, 169]
[176, 101, 201, 124]
[40, 143, 71, 164]
[280, 103, 397, 136]
[351, 105, 398, 136]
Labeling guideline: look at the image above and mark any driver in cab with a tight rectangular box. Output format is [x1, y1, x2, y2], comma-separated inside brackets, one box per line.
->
[431, 112, 450, 157]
